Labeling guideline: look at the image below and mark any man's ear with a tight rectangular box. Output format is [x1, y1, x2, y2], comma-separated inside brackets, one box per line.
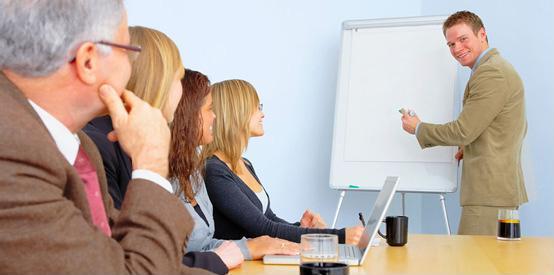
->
[74, 42, 99, 85]
[478, 27, 487, 43]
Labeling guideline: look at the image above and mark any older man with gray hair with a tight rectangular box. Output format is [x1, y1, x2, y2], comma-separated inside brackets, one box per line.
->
[0, 1, 213, 274]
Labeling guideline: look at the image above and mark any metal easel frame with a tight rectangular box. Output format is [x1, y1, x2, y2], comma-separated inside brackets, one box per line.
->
[331, 189, 451, 235]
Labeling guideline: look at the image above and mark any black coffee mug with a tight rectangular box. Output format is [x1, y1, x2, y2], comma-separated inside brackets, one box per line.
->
[299, 262, 349, 275]
[378, 215, 408, 246]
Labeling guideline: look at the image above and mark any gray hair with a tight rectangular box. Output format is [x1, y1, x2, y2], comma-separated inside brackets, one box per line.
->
[0, 0, 125, 77]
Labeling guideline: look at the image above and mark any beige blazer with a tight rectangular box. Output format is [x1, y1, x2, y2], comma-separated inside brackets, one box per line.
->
[417, 49, 528, 207]
[0, 72, 213, 275]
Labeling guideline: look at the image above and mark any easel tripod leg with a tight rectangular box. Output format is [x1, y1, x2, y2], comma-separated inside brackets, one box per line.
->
[332, 190, 346, 229]
[401, 192, 406, 216]
[439, 193, 451, 235]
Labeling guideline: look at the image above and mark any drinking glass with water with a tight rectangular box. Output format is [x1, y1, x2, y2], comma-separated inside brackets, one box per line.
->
[300, 234, 339, 263]
[299, 234, 348, 275]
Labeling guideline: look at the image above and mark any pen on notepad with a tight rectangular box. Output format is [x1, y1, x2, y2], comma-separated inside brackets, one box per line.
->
[358, 212, 366, 227]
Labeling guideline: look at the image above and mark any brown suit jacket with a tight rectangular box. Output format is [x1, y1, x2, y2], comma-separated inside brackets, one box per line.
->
[417, 49, 528, 207]
[0, 72, 213, 275]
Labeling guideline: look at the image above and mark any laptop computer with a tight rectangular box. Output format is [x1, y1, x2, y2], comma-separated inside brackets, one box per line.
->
[263, 176, 400, 266]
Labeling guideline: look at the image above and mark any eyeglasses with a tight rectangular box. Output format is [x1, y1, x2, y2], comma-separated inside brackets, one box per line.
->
[96, 40, 142, 61]
[68, 40, 142, 63]
[258, 103, 264, 111]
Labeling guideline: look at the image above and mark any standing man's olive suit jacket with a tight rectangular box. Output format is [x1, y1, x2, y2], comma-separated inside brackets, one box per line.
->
[417, 49, 528, 207]
[0, 72, 213, 275]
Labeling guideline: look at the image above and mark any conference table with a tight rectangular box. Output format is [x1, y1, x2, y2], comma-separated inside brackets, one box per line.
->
[230, 234, 554, 275]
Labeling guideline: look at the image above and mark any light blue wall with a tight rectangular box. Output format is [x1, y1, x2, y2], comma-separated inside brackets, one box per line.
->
[126, 0, 425, 232]
[126, 1, 553, 237]
[420, 0, 554, 236]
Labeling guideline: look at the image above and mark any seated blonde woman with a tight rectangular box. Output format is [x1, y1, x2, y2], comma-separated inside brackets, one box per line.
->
[84, 26, 236, 274]
[169, 69, 299, 269]
[202, 79, 365, 244]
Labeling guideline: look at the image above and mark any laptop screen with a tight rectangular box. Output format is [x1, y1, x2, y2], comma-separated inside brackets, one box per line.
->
[356, 176, 399, 261]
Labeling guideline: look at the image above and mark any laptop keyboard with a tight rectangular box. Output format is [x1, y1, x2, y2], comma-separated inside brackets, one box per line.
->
[339, 245, 358, 259]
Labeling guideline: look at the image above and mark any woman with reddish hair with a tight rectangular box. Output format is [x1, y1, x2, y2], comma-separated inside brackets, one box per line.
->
[169, 69, 299, 271]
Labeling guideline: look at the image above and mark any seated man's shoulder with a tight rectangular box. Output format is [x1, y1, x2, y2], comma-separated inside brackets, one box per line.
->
[0, 101, 62, 165]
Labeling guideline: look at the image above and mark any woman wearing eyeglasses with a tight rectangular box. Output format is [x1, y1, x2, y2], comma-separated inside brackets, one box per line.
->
[84, 26, 238, 274]
[202, 79, 365, 245]
[169, 69, 298, 266]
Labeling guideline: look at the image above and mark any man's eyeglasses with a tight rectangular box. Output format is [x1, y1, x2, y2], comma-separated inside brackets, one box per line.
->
[69, 40, 142, 63]
[96, 40, 142, 61]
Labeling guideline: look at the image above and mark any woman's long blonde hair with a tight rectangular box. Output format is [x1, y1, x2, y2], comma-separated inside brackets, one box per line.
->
[126, 26, 184, 109]
[201, 79, 260, 173]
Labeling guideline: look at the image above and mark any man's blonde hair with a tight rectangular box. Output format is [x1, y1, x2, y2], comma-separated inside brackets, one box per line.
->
[443, 11, 487, 41]
[127, 26, 184, 109]
[202, 79, 260, 173]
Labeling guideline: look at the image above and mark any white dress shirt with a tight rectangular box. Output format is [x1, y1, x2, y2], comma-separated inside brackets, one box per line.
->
[28, 100, 173, 193]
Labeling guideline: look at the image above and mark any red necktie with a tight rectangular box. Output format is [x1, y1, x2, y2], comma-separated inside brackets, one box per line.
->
[74, 146, 112, 236]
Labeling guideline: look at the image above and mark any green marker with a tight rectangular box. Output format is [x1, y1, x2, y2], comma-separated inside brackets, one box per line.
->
[348, 185, 360, 189]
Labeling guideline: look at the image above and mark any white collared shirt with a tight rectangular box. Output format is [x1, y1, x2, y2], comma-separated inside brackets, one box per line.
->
[28, 100, 173, 193]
